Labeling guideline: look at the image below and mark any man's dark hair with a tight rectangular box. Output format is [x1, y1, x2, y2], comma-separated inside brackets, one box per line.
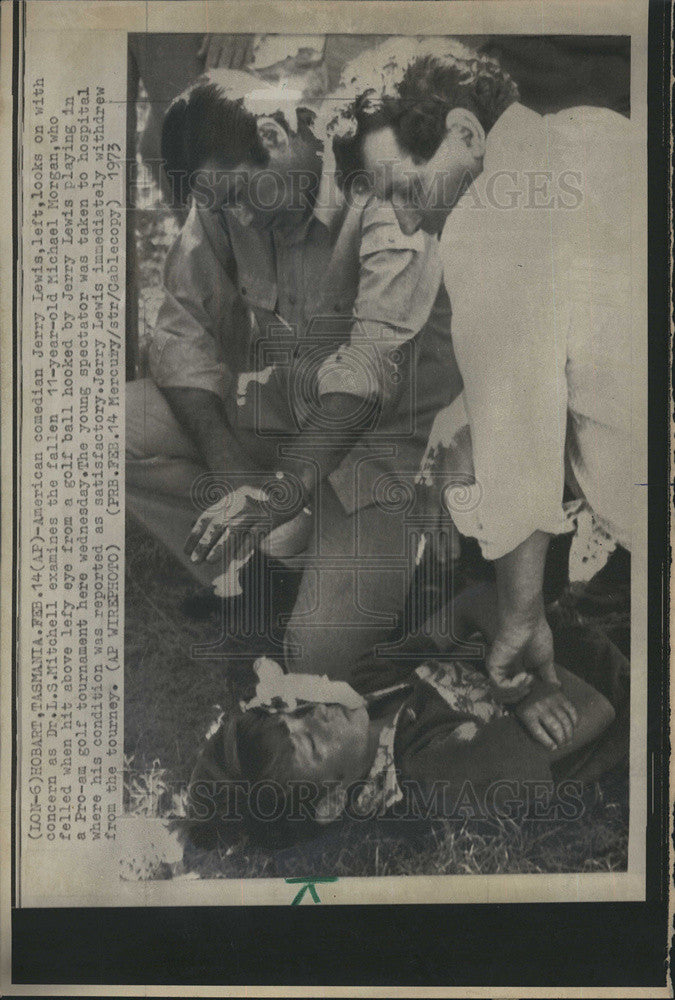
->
[333, 50, 519, 184]
[160, 78, 276, 205]
[396, 52, 520, 152]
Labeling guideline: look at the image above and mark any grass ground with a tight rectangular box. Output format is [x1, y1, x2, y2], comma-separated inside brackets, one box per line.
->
[124, 516, 629, 879]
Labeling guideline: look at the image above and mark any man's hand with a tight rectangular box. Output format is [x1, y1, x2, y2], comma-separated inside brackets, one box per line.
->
[514, 681, 578, 750]
[486, 608, 558, 704]
[184, 484, 293, 566]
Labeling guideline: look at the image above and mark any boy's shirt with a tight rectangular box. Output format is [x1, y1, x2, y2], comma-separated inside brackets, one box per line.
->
[353, 614, 633, 815]
[356, 658, 551, 817]
[354, 702, 404, 816]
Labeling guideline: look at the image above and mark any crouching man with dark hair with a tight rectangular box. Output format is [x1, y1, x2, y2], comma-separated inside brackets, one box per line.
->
[126, 68, 461, 677]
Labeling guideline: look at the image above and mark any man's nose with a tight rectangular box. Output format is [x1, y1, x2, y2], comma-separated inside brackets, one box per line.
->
[393, 206, 422, 235]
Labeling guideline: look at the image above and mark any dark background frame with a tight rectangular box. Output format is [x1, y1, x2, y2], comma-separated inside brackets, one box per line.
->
[9, 0, 671, 989]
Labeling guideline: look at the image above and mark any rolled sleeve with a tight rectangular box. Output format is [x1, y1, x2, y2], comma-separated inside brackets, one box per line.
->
[148, 204, 236, 399]
[317, 198, 442, 405]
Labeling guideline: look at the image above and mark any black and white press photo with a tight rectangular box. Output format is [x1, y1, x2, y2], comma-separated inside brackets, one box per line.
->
[123, 29, 636, 883]
[5, 0, 671, 993]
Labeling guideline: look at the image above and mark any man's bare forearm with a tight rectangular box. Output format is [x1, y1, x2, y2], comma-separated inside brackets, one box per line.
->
[494, 530, 551, 626]
[161, 386, 229, 473]
[277, 392, 367, 502]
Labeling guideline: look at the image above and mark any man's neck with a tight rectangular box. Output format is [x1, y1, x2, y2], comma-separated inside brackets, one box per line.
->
[269, 202, 315, 236]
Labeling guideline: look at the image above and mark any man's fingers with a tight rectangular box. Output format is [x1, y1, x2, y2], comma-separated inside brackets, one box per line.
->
[556, 696, 578, 738]
[231, 529, 258, 565]
[540, 710, 565, 747]
[204, 525, 232, 564]
[528, 719, 557, 750]
[190, 519, 227, 563]
[551, 704, 573, 743]
[222, 526, 261, 567]
[185, 487, 269, 561]
[565, 698, 579, 728]
[184, 513, 211, 557]
[206, 526, 256, 566]
[536, 660, 560, 687]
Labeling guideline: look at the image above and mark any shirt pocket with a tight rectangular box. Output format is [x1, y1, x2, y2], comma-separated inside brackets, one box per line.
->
[236, 268, 278, 313]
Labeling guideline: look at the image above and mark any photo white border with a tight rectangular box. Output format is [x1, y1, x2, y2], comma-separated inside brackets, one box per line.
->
[2, 0, 653, 915]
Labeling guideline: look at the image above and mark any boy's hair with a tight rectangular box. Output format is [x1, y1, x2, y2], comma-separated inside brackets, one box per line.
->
[235, 707, 296, 784]
[333, 48, 519, 183]
[161, 78, 292, 204]
[185, 708, 323, 850]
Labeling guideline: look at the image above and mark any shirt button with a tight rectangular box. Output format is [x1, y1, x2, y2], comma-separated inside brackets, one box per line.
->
[240, 287, 247, 296]
[288, 293, 297, 305]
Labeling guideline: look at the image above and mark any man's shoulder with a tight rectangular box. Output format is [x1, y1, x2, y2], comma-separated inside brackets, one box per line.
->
[546, 104, 631, 132]
[356, 194, 430, 255]
[543, 105, 632, 160]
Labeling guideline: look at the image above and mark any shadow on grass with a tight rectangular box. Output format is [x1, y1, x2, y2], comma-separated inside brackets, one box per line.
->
[180, 784, 629, 879]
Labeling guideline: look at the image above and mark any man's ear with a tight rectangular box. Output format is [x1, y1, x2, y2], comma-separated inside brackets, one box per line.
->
[255, 116, 291, 161]
[444, 107, 485, 160]
[314, 784, 347, 825]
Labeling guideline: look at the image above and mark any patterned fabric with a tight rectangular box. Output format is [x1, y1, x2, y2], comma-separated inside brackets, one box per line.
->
[354, 658, 504, 815]
[354, 707, 404, 816]
[414, 660, 505, 727]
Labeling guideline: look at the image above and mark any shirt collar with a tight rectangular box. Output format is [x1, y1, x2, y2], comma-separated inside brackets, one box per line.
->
[312, 161, 348, 232]
[354, 705, 404, 816]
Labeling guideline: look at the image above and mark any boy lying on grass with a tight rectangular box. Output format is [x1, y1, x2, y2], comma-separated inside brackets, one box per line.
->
[186, 585, 628, 845]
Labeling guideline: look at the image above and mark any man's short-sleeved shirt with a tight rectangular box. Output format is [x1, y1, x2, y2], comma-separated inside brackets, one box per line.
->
[149, 183, 460, 513]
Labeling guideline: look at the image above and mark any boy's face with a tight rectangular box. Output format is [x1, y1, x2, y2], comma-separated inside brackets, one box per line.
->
[282, 702, 370, 785]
